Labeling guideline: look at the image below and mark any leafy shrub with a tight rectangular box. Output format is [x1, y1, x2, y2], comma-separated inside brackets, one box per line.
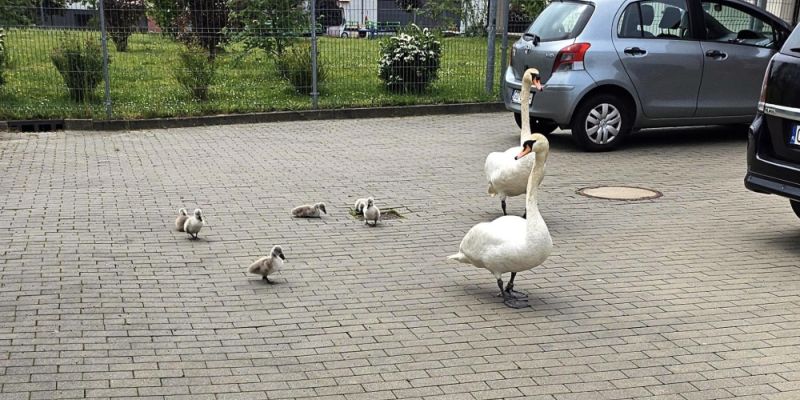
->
[188, 0, 229, 57]
[103, 0, 146, 52]
[0, 28, 6, 86]
[174, 44, 216, 100]
[275, 41, 325, 95]
[51, 39, 106, 102]
[226, 0, 307, 57]
[378, 24, 441, 93]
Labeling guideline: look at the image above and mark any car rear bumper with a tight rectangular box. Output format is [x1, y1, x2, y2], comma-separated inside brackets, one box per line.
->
[502, 68, 593, 126]
[745, 114, 800, 201]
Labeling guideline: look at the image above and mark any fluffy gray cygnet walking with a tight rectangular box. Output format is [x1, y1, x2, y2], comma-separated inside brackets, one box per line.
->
[175, 208, 190, 232]
[247, 245, 286, 284]
[184, 209, 205, 239]
[292, 202, 327, 218]
[363, 198, 380, 226]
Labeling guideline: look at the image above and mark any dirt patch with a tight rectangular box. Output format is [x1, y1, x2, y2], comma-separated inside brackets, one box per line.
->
[349, 208, 404, 220]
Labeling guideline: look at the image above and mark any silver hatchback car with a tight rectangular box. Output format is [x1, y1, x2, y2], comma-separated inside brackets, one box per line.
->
[504, 0, 792, 151]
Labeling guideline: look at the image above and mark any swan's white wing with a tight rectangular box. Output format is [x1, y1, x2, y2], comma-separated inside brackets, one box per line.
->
[458, 216, 527, 268]
[485, 147, 535, 197]
[485, 147, 520, 181]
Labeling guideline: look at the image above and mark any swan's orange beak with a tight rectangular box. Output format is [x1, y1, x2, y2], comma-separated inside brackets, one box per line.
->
[533, 77, 543, 91]
[515, 145, 533, 160]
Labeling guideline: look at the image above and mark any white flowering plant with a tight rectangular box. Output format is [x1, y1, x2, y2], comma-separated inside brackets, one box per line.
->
[378, 24, 442, 93]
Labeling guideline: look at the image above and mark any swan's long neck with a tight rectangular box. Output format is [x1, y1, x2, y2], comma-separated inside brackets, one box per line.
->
[525, 147, 548, 229]
[519, 72, 533, 145]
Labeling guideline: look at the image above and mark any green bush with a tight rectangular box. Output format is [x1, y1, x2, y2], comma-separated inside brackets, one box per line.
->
[174, 44, 216, 100]
[275, 42, 325, 95]
[103, 0, 147, 52]
[378, 24, 441, 93]
[0, 28, 6, 86]
[51, 38, 106, 102]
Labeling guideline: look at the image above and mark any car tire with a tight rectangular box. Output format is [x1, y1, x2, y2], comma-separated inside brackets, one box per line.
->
[514, 113, 558, 135]
[792, 200, 800, 219]
[570, 93, 633, 152]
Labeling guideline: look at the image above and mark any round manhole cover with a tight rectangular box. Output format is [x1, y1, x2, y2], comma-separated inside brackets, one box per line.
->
[578, 186, 662, 201]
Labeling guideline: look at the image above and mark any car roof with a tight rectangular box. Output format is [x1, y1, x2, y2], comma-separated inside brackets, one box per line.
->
[554, 0, 790, 30]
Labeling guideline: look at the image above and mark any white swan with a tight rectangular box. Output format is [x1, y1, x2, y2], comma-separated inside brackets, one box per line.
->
[449, 133, 552, 308]
[485, 68, 543, 216]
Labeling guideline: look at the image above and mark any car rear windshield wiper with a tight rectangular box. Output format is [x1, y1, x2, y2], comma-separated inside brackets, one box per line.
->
[523, 32, 541, 46]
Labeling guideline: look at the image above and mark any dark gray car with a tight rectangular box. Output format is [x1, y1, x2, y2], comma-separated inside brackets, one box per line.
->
[504, 0, 792, 151]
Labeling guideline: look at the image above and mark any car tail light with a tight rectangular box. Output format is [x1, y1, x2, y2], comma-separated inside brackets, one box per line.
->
[758, 59, 772, 112]
[552, 43, 591, 74]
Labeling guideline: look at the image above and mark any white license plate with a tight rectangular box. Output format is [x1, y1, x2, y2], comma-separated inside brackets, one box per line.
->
[511, 90, 533, 105]
[792, 125, 800, 146]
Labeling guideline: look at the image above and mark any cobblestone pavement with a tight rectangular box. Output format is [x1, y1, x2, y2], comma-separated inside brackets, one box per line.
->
[1, 113, 799, 400]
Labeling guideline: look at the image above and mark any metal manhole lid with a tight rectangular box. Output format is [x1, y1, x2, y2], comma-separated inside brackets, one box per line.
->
[578, 186, 662, 201]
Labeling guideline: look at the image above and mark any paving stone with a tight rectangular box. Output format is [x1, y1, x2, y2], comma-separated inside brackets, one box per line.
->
[0, 116, 798, 399]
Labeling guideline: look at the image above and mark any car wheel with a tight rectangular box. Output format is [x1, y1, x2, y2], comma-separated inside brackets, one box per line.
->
[514, 113, 558, 135]
[792, 200, 800, 219]
[570, 93, 632, 152]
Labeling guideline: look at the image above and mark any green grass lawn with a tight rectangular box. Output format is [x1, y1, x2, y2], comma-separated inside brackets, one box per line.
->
[0, 29, 503, 120]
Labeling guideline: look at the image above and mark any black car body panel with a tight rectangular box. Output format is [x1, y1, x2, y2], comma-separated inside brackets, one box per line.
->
[745, 45, 800, 202]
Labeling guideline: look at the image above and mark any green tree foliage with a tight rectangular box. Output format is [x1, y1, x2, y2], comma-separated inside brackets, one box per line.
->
[147, 0, 188, 35]
[102, 0, 146, 52]
[0, 0, 66, 26]
[147, 0, 228, 56]
[226, 0, 307, 57]
[188, 0, 228, 57]
[509, 0, 546, 32]
[0, 27, 6, 85]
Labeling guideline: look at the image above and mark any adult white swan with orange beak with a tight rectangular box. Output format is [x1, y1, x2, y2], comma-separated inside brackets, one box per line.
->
[449, 133, 552, 308]
[485, 68, 543, 216]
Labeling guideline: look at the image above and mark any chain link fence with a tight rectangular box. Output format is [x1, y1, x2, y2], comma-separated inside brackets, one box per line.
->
[0, 0, 507, 120]
[0, 0, 796, 121]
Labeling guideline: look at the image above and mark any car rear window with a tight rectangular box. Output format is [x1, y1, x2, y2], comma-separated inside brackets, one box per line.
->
[781, 26, 800, 56]
[525, 1, 594, 42]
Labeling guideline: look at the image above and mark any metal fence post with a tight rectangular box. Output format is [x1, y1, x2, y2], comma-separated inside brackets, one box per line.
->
[310, 0, 319, 109]
[485, 0, 498, 94]
[97, 0, 113, 119]
[499, 0, 510, 94]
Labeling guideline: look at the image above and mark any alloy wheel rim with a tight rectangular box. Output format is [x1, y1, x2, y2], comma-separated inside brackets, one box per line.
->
[585, 103, 622, 145]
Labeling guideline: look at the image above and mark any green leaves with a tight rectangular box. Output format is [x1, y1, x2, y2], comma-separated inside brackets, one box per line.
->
[0, 28, 6, 85]
[174, 43, 216, 100]
[225, 0, 307, 57]
[51, 38, 106, 102]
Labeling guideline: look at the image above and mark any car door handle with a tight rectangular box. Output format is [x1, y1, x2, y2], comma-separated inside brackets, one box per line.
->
[624, 47, 647, 55]
[705, 49, 728, 59]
